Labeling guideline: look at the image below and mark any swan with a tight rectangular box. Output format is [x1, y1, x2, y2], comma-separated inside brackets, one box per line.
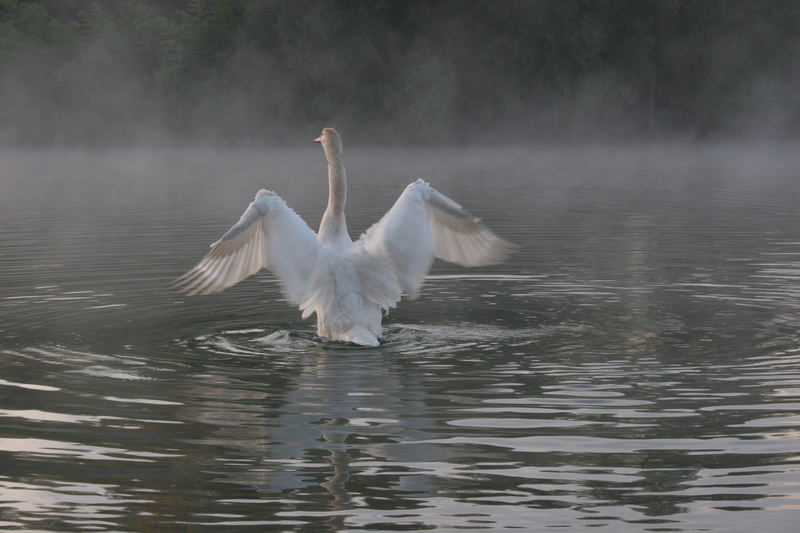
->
[175, 128, 513, 346]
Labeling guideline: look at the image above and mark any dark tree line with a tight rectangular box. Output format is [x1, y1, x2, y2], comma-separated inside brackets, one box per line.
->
[0, 0, 798, 145]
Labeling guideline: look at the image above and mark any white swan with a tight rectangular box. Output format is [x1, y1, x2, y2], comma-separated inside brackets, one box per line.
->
[175, 128, 513, 346]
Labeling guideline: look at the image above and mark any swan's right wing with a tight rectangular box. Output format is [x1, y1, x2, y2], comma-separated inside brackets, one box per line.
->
[174, 190, 320, 301]
[358, 179, 513, 298]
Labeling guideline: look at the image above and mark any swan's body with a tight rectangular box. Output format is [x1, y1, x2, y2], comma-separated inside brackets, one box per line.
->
[175, 128, 512, 346]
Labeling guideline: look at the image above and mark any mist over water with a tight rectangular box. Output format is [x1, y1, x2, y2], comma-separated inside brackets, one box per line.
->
[0, 1, 799, 145]
[1, 144, 800, 532]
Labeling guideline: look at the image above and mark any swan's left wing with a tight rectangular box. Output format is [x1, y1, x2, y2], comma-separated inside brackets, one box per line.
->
[358, 179, 513, 298]
[174, 189, 320, 300]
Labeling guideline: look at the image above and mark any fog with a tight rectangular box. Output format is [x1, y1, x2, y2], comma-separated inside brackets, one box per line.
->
[0, 0, 798, 146]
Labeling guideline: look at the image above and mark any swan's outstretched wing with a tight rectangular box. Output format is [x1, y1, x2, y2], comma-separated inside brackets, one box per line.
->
[358, 179, 513, 297]
[174, 189, 320, 301]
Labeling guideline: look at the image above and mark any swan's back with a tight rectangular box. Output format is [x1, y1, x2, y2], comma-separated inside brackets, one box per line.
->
[298, 245, 402, 346]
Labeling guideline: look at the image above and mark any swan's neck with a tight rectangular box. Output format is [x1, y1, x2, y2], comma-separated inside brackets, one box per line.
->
[318, 153, 351, 245]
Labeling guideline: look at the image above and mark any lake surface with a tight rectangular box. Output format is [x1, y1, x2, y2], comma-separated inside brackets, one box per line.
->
[1, 143, 799, 532]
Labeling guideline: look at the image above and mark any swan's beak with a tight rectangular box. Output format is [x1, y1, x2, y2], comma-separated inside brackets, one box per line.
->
[314, 136, 322, 143]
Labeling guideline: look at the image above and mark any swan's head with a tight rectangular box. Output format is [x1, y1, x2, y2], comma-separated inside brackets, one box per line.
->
[314, 127, 343, 160]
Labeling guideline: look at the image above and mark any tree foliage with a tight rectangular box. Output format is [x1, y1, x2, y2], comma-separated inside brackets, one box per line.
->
[0, 0, 797, 144]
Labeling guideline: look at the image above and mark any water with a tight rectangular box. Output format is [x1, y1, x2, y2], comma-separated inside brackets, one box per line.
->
[1, 144, 799, 532]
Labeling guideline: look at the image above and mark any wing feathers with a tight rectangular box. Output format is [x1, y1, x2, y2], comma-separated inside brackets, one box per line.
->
[176, 181, 511, 307]
[358, 179, 513, 297]
[174, 190, 319, 299]
[424, 184, 514, 264]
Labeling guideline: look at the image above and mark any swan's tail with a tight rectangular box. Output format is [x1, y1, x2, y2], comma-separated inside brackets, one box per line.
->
[339, 325, 380, 347]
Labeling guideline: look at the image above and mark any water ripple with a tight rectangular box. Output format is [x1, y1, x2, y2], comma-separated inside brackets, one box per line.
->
[3, 146, 800, 531]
